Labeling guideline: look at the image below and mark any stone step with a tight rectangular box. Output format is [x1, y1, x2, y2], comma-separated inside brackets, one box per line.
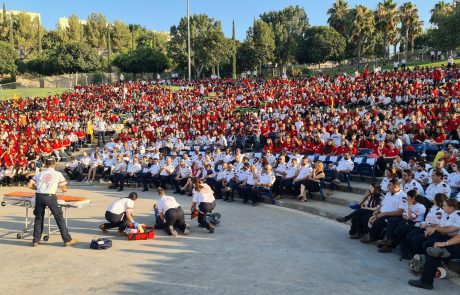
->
[275, 198, 350, 220]
[322, 180, 372, 195]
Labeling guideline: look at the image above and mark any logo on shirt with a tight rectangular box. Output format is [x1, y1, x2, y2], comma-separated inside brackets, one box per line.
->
[42, 173, 52, 183]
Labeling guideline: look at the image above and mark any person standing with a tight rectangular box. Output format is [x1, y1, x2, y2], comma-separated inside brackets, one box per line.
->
[96, 117, 107, 147]
[155, 188, 190, 237]
[27, 159, 78, 247]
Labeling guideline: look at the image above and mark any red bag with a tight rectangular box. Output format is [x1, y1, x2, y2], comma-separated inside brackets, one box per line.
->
[126, 224, 155, 241]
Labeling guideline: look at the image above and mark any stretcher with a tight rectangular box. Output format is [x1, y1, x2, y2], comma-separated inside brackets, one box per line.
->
[1, 191, 91, 241]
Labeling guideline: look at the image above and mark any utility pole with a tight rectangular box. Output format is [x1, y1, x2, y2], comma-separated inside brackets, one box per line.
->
[187, 0, 191, 81]
[232, 19, 236, 80]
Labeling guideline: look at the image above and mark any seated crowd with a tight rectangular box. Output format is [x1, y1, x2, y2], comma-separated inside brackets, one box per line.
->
[0, 64, 459, 289]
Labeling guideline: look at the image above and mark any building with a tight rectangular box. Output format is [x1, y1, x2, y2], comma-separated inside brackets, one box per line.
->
[57, 17, 87, 30]
[6, 10, 40, 23]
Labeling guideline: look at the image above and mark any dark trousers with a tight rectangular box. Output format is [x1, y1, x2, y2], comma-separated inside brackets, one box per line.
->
[384, 217, 404, 241]
[138, 172, 152, 190]
[162, 207, 186, 234]
[109, 173, 125, 189]
[104, 211, 129, 232]
[421, 243, 460, 285]
[174, 178, 188, 192]
[33, 194, 72, 243]
[159, 175, 173, 189]
[198, 201, 216, 228]
[347, 208, 373, 235]
[407, 228, 427, 255]
[97, 131, 106, 146]
[369, 216, 388, 241]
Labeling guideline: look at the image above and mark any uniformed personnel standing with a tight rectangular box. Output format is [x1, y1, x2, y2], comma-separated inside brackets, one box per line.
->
[27, 159, 78, 247]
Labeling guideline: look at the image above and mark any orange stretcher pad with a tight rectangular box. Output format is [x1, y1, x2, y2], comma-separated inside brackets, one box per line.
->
[1, 191, 91, 241]
[3, 191, 90, 207]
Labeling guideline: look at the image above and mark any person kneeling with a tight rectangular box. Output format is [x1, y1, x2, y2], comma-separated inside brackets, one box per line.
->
[99, 192, 138, 234]
[155, 188, 190, 237]
[191, 178, 216, 233]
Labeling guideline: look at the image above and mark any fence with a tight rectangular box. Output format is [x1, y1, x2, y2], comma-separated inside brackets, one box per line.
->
[0, 72, 162, 100]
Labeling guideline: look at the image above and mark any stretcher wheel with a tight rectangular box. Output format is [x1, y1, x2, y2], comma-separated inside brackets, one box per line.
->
[1, 201, 5, 206]
[17, 233, 23, 239]
[43, 235, 49, 241]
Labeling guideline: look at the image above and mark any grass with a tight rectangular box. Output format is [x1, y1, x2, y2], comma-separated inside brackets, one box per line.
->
[316, 58, 460, 76]
[0, 87, 70, 100]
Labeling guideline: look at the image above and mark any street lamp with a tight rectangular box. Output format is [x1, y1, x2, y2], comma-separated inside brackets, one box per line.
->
[187, 0, 191, 81]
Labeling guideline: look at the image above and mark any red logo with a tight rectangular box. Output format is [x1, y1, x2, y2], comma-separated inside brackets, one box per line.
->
[42, 173, 52, 183]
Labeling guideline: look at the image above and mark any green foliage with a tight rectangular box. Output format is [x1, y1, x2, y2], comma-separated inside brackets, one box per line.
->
[137, 30, 169, 52]
[298, 26, 345, 65]
[349, 5, 376, 61]
[430, 2, 460, 51]
[374, 0, 399, 59]
[111, 20, 130, 53]
[59, 14, 84, 43]
[12, 12, 42, 56]
[85, 13, 107, 53]
[0, 41, 18, 74]
[27, 42, 101, 75]
[112, 46, 170, 74]
[168, 14, 227, 78]
[260, 5, 309, 65]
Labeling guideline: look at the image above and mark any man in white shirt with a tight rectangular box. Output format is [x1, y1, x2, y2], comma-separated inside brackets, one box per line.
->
[401, 169, 425, 196]
[251, 165, 276, 205]
[173, 160, 192, 195]
[100, 192, 138, 234]
[361, 179, 406, 243]
[96, 118, 107, 147]
[291, 158, 312, 197]
[108, 154, 127, 191]
[154, 188, 189, 237]
[425, 169, 451, 201]
[159, 157, 175, 188]
[333, 153, 354, 189]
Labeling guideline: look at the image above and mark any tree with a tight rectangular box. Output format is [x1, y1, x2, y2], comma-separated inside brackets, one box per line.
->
[112, 46, 170, 74]
[298, 26, 346, 67]
[236, 39, 257, 71]
[111, 20, 130, 53]
[327, 0, 351, 37]
[0, 41, 18, 74]
[168, 14, 227, 78]
[399, 2, 420, 59]
[349, 5, 375, 65]
[260, 5, 309, 66]
[430, 1, 453, 27]
[85, 13, 107, 54]
[250, 19, 275, 70]
[12, 12, 40, 57]
[136, 30, 169, 52]
[374, 0, 399, 61]
[59, 15, 83, 43]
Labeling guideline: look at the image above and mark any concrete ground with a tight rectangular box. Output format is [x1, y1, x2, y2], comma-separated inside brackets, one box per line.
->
[0, 186, 458, 295]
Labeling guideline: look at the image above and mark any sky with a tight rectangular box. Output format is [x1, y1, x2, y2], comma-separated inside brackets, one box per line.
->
[6, 0, 441, 40]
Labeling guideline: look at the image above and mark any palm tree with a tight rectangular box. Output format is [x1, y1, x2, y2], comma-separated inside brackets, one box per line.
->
[327, 0, 350, 37]
[430, 1, 453, 26]
[350, 5, 375, 66]
[375, 0, 399, 62]
[399, 2, 419, 60]
[409, 18, 423, 55]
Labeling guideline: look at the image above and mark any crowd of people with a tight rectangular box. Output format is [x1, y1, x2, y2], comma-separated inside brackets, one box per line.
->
[1, 63, 460, 288]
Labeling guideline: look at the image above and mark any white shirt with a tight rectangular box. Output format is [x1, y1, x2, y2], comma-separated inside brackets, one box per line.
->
[422, 205, 445, 226]
[295, 165, 312, 181]
[403, 179, 425, 196]
[148, 164, 161, 175]
[192, 184, 215, 204]
[380, 177, 391, 192]
[127, 163, 142, 174]
[380, 190, 406, 213]
[275, 163, 288, 177]
[400, 203, 426, 223]
[439, 210, 460, 228]
[157, 196, 180, 214]
[258, 172, 276, 186]
[178, 165, 192, 178]
[448, 172, 460, 189]
[160, 164, 175, 176]
[246, 170, 260, 185]
[425, 181, 451, 201]
[31, 168, 67, 194]
[106, 198, 134, 215]
[336, 159, 354, 172]
[113, 161, 127, 173]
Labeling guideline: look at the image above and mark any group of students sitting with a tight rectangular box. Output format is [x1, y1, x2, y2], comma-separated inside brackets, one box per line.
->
[336, 177, 460, 290]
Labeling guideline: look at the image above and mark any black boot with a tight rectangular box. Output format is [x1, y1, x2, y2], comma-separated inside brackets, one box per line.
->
[224, 191, 230, 201]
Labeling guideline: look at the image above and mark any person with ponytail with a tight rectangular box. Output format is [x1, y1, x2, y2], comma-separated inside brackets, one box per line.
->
[190, 178, 216, 233]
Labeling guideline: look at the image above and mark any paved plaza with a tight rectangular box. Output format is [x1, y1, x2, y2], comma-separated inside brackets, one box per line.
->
[0, 186, 458, 295]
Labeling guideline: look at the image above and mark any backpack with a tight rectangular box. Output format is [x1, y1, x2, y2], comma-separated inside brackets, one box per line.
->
[90, 238, 112, 250]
